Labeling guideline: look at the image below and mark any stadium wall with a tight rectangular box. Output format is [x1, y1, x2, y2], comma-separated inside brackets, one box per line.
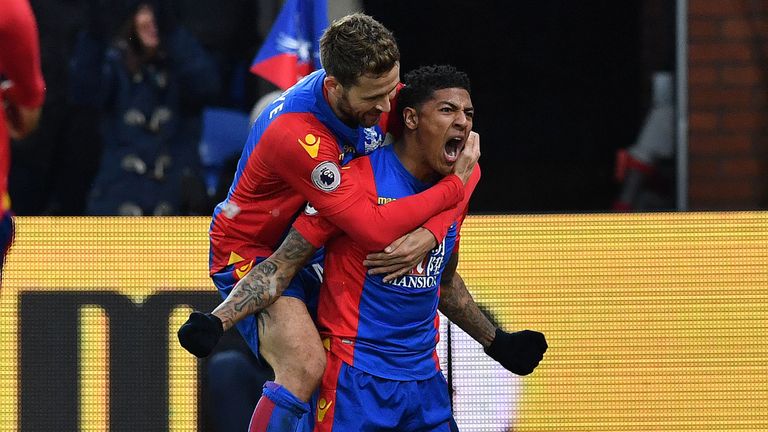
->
[688, 0, 768, 209]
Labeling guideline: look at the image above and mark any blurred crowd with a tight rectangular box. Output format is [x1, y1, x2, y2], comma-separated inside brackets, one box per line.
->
[10, 0, 295, 216]
[8, 0, 678, 217]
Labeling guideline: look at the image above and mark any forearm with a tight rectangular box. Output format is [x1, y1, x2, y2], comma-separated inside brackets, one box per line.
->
[212, 228, 316, 330]
[423, 165, 481, 246]
[439, 272, 496, 348]
[324, 174, 465, 250]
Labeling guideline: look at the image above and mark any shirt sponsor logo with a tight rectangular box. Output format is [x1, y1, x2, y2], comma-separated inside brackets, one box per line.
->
[311, 161, 341, 192]
[389, 239, 446, 289]
[299, 133, 320, 158]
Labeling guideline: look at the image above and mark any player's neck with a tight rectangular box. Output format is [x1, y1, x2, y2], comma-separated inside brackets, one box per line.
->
[394, 138, 439, 184]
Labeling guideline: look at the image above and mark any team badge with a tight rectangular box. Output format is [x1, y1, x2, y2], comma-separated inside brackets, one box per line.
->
[362, 126, 384, 154]
[311, 161, 341, 192]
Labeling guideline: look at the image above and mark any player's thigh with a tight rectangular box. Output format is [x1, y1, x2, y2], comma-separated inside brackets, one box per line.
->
[257, 296, 325, 374]
[314, 356, 403, 431]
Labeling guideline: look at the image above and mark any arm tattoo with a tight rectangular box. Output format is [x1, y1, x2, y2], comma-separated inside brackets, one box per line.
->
[232, 261, 280, 313]
[439, 255, 496, 348]
[213, 228, 317, 330]
[281, 229, 315, 260]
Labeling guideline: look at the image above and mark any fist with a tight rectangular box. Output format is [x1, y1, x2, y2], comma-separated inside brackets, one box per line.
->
[485, 328, 548, 376]
[177, 312, 224, 358]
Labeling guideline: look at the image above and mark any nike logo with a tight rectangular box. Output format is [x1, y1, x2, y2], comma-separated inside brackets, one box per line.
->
[317, 397, 333, 422]
[299, 134, 320, 158]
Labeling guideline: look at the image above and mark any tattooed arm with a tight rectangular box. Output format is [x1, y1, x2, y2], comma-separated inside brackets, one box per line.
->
[212, 228, 317, 331]
[438, 252, 496, 348]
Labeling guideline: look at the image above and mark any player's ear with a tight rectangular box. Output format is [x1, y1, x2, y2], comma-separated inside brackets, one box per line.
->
[324, 76, 343, 98]
[403, 107, 418, 130]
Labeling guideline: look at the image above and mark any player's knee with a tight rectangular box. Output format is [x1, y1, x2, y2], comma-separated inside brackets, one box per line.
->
[271, 343, 325, 399]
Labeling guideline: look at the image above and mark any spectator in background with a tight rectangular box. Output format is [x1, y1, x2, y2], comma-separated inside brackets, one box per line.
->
[71, 1, 220, 216]
[168, 0, 263, 111]
[0, 0, 46, 270]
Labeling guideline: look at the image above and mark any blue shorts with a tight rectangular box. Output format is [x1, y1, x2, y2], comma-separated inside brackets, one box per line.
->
[0, 211, 14, 272]
[306, 352, 454, 431]
[211, 251, 323, 359]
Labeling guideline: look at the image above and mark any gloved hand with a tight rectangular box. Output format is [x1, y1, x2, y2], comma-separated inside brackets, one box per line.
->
[485, 328, 548, 375]
[177, 311, 224, 358]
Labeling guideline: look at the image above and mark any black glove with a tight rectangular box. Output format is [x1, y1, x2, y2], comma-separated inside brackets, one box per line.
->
[177, 312, 224, 358]
[485, 328, 548, 376]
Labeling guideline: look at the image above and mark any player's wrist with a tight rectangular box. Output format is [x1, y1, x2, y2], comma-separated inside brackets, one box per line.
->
[207, 312, 224, 335]
[455, 170, 472, 185]
[480, 326, 498, 349]
[484, 328, 505, 358]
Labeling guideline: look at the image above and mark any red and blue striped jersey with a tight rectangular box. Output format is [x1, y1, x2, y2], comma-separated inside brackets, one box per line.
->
[208, 69, 466, 276]
[295, 145, 480, 380]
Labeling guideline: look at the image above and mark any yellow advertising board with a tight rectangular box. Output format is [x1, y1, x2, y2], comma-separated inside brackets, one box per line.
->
[1, 214, 766, 431]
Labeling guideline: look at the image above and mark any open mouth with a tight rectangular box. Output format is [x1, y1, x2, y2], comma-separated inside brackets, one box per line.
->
[444, 137, 464, 163]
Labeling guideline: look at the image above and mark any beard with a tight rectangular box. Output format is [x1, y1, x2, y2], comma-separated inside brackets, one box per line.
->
[335, 93, 381, 128]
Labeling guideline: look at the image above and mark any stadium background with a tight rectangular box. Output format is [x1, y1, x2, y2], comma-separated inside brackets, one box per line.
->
[5, 0, 768, 430]
[1, 214, 765, 431]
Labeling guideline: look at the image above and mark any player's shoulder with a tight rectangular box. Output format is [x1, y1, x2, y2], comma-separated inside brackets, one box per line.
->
[267, 113, 334, 138]
[346, 154, 373, 171]
[263, 113, 340, 155]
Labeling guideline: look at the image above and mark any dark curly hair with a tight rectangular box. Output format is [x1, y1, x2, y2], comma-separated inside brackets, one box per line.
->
[398, 65, 471, 117]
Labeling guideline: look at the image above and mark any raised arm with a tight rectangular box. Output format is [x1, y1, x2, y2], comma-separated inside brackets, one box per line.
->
[365, 160, 482, 282]
[266, 121, 480, 251]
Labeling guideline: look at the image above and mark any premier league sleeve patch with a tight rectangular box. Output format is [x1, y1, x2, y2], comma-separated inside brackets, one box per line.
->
[311, 161, 341, 192]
